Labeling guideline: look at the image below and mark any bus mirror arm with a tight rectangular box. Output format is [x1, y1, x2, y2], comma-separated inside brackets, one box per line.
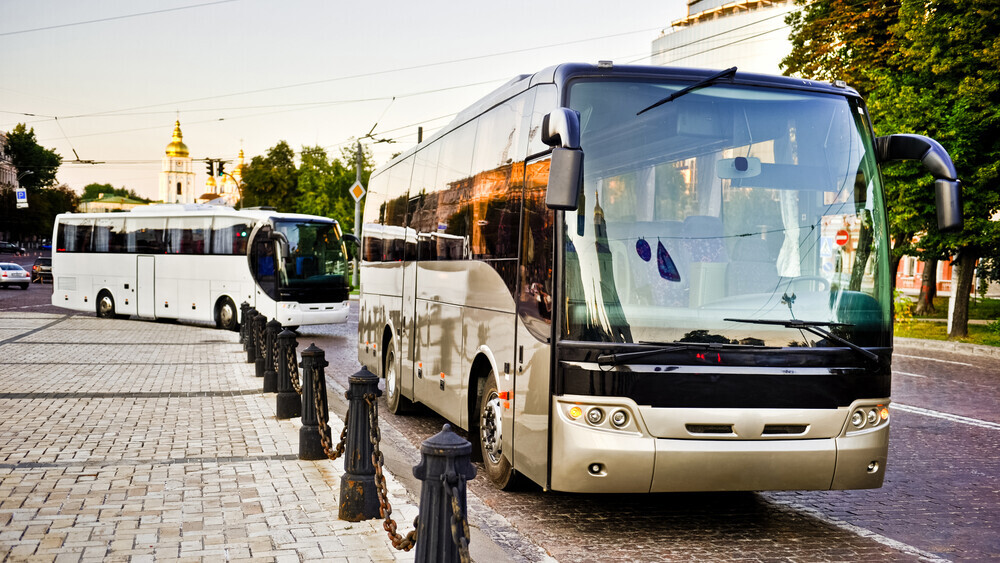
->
[543, 109, 584, 211]
[341, 234, 360, 260]
[875, 134, 963, 232]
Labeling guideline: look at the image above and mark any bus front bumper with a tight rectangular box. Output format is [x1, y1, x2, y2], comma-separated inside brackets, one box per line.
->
[549, 396, 889, 493]
[276, 300, 350, 326]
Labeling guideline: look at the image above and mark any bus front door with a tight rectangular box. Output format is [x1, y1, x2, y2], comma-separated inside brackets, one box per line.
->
[137, 256, 155, 319]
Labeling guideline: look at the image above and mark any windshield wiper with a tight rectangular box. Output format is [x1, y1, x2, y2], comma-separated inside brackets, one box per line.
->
[723, 318, 879, 362]
[636, 66, 738, 116]
[596, 339, 772, 366]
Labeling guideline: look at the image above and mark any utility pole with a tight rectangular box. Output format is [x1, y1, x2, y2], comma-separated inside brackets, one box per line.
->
[352, 141, 364, 289]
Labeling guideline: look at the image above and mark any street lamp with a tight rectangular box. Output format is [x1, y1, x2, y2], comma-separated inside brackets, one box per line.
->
[16, 170, 33, 184]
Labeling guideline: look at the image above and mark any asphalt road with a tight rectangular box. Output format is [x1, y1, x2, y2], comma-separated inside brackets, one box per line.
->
[4, 275, 997, 561]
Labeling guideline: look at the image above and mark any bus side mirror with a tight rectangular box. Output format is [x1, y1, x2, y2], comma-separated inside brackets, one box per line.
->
[876, 134, 963, 232]
[542, 108, 584, 211]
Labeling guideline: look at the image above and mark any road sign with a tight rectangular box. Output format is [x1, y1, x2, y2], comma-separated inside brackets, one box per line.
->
[835, 229, 850, 246]
[15, 187, 28, 209]
[349, 181, 366, 202]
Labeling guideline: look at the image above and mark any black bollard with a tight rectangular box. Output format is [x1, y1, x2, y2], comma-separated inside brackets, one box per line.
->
[254, 314, 268, 378]
[238, 302, 250, 345]
[299, 344, 330, 460]
[413, 424, 477, 563]
[339, 367, 382, 522]
[276, 329, 301, 419]
[263, 319, 281, 393]
[245, 309, 258, 363]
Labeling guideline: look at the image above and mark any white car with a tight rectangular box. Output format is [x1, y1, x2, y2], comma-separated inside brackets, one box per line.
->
[0, 262, 30, 289]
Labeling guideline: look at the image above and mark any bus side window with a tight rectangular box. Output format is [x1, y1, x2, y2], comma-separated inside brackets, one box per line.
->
[519, 85, 558, 334]
[384, 159, 413, 262]
[410, 141, 441, 261]
[435, 122, 477, 260]
[362, 173, 388, 262]
[126, 218, 166, 254]
[57, 219, 94, 253]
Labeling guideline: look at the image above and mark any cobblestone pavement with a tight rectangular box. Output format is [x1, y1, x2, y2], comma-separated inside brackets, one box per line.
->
[0, 312, 423, 562]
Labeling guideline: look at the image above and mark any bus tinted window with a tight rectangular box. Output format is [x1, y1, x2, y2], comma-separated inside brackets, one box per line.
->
[384, 160, 413, 262]
[166, 217, 211, 254]
[362, 174, 388, 262]
[526, 84, 557, 156]
[93, 217, 126, 253]
[57, 219, 94, 253]
[410, 142, 441, 261]
[212, 217, 252, 255]
[125, 217, 166, 254]
[428, 122, 477, 260]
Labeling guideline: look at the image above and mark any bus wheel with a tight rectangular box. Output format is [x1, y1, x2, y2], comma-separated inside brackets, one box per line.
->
[384, 341, 411, 414]
[478, 375, 523, 490]
[96, 291, 116, 319]
[216, 297, 238, 331]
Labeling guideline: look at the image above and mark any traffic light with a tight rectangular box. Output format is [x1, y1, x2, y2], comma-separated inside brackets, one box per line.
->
[205, 160, 215, 176]
[217, 161, 226, 177]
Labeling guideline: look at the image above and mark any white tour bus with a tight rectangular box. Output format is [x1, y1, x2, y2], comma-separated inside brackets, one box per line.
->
[51, 204, 355, 329]
[358, 63, 962, 493]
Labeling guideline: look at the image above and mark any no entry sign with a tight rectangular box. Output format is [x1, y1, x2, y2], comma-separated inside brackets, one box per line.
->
[835, 229, 850, 246]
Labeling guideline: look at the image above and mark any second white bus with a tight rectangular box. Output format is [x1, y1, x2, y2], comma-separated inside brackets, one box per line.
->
[51, 204, 355, 329]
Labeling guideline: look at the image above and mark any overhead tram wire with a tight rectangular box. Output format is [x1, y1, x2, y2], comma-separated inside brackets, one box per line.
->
[0, 0, 241, 37]
[39, 26, 668, 121]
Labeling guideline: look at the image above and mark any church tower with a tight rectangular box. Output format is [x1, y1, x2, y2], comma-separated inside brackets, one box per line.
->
[219, 148, 246, 206]
[159, 121, 195, 203]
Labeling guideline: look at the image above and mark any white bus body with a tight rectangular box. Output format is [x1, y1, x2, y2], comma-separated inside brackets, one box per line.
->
[51, 204, 352, 328]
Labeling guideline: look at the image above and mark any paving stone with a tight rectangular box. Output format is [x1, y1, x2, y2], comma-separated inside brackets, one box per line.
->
[0, 317, 420, 562]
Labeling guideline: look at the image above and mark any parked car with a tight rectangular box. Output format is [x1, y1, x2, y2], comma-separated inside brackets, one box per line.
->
[0, 241, 26, 256]
[0, 263, 30, 289]
[31, 256, 52, 283]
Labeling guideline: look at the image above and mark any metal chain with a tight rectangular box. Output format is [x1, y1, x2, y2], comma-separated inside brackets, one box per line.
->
[256, 321, 265, 357]
[366, 393, 418, 551]
[271, 332, 280, 372]
[287, 346, 301, 394]
[443, 474, 472, 563]
[310, 364, 346, 461]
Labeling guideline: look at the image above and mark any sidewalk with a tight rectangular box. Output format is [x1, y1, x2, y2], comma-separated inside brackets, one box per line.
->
[0, 312, 418, 562]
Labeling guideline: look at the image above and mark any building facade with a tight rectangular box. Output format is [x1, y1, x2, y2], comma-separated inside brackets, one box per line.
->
[651, 0, 795, 73]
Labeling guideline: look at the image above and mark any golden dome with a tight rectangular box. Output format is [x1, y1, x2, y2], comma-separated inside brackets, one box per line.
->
[206, 175, 217, 188]
[165, 120, 189, 157]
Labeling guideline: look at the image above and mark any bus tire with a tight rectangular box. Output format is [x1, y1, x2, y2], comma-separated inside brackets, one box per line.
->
[478, 374, 525, 490]
[216, 297, 238, 331]
[96, 290, 117, 319]
[384, 340, 411, 415]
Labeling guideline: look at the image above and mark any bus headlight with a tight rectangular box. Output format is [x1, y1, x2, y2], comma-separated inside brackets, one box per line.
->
[611, 409, 629, 428]
[867, 408, 879, 426]
[851, 410, 865, 428]
[586, 408, 604, 425]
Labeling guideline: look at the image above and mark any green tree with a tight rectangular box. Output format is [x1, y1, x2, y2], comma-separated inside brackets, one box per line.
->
[783, 0, 1000, 338]
[240, 141, 299, 211]
[5, 123, 62, 190]
[1, 124, 70, 241]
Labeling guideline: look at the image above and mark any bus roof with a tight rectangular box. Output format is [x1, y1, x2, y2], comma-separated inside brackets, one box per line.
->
[54, 204, 339, 224]
[376, 62, 862, 177]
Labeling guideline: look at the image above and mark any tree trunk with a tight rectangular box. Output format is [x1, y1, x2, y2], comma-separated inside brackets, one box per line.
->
[948, 251, 978, 339]
[913, 258, 938, 315]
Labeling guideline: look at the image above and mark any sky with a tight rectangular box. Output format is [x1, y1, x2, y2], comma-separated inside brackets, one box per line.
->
[1, 0, 688, 200]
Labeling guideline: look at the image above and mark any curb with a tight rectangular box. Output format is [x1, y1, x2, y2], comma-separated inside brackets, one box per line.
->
[894, 336, 1000, 358]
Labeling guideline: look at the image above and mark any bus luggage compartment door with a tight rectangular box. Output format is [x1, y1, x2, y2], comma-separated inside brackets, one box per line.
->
[137, 256, 155, 319]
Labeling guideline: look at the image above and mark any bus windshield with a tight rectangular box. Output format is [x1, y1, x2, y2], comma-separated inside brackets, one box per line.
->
[563, 79, 891, 349]
[273, 220, 349, 301]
